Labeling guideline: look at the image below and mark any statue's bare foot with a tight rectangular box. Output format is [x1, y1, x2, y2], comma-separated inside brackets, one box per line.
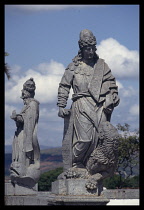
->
[58, 167, 88, 179]
[65, 168, 78, 178]
[57, 168, 78, 179]
[85, 178, 97, 190]
[57, 171, 67, 179]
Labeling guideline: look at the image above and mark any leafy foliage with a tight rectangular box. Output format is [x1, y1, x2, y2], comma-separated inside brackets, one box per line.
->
[103, 174, 139, 189]
[38, 167, 63, 191]
[103, 123, 139, 189]
[116, 123, 139, 179]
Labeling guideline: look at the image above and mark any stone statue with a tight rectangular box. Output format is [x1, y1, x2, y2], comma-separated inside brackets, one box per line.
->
[58, 121, 120, 194]
[10, 78, 40, 188]
[57, 29, 120, 195]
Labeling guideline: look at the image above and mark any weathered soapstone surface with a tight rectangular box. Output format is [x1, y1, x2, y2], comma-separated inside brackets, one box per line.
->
[9, 78, 40, 192]
[51, 176, 109, 205]
[47, 194, 109, 206]
[5, 194, 109, 206]
[55, 119, 120, 196]
[104, 189, 139, 199]
[5, 189, 139, 206]
[5, 192, 51, 206]
[56, 29, 120, 197]
[5, 181, 38, 196]
[52, 179, 103, 196]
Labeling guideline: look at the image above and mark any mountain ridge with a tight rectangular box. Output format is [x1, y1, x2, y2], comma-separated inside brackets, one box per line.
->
[5, 147, 63, 177]
[5, 145, 60, 154]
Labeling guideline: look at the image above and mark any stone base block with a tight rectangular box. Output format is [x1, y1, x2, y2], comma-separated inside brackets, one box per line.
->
[52, 179, 103, 196]
[5, 182, 38, 196]
[48, 194, 110, 205]
[5, 189, 139, 206]
[5, 192, 110, 206]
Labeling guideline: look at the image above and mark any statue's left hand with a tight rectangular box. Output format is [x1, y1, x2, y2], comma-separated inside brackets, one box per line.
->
[113, 94, 120, 107]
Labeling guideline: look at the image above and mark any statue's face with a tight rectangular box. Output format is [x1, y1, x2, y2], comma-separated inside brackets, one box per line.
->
[82, 45, 96, 60]
[21, 89, 31, 104]
[21, 89, 29, 99]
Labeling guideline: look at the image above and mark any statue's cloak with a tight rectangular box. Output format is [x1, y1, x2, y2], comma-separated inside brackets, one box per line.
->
[11, 99, 40, 180]
[59, 58, 119, 171]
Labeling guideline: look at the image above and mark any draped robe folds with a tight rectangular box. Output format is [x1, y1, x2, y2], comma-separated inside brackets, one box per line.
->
[57, 58, 120, 169]
[10, 99, 40, 183]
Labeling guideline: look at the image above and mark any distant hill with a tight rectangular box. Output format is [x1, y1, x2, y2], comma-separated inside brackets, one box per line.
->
[5, 146, 139, 179]
[40, 147, 62, 173]
[5, 145, 57, 153]
[40, 147, 62, 155]
[5, 147, 63, 177]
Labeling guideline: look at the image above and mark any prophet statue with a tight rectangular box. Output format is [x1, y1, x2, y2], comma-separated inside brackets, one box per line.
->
[10, 78, 40, 188]
[57, 30, 120, 193]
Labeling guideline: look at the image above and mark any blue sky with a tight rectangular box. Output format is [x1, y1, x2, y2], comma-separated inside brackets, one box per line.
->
[5, 5, 139, 148]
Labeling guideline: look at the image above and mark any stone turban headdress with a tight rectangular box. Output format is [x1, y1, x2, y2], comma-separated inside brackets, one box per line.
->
[78, 29, 97, 49]
[23, 77, 36, 93]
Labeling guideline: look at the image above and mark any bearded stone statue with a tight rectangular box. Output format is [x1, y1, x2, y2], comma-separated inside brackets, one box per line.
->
[10, 78, 40, 189]
[56, 29, 120, 195]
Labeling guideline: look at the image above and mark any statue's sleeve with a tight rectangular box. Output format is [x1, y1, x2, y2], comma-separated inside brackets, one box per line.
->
[57, 63, 74, 108]
[102, 62, 120, 107]
[22, 101, 39, 152]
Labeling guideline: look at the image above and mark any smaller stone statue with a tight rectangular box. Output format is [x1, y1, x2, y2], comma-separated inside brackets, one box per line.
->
[10, 78, 40, 188]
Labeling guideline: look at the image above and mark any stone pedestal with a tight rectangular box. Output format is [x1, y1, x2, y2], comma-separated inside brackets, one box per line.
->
[5, 189, 139, 206]
[5, 181, 38, 196]
[52, 179, 103, 195]
[51, 178, 110, 205]
[47, 194, 110, 206]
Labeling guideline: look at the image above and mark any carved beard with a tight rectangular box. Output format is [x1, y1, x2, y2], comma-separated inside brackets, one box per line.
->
[21, 89, 34, 105]
[23, 98, 31, 105]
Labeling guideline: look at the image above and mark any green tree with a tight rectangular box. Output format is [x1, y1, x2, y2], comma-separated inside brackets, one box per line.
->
[125, 175, 139, 188]
[103, 174, 139, 189]
[38, 167, 63, 191]
[103, 174, 122, 189]
[116, 123, 139, 180]
[104, 123, 139, 189]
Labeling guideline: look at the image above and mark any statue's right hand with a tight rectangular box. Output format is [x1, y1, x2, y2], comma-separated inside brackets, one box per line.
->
[10, 110, 17, 120]
[58, 107, 66, 118]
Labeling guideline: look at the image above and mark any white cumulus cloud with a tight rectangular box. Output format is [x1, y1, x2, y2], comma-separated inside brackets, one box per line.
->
[5, 60, 65, 104]
[121, 86, 137, 98]
[129, 104, 139, 116]
[97, 38, 139, 79]
[115, 80, 124, 90]
[5, 104, 19, 117]
[6, 5, 106, 12]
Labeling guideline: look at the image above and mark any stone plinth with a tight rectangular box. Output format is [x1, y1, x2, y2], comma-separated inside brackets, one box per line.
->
[47, 194, 110, 206]
[5, 179, 111, 205]
[5, 189, 139, 206]
[5, 192, 109, 206]
[51, 178, 109, 205]
[52, 179, 103, 195]
[5, 181, 38, 196]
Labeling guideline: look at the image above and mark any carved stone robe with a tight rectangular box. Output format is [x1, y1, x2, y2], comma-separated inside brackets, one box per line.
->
[10, 99, 40, 184]
[57, 58, 120, 169]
